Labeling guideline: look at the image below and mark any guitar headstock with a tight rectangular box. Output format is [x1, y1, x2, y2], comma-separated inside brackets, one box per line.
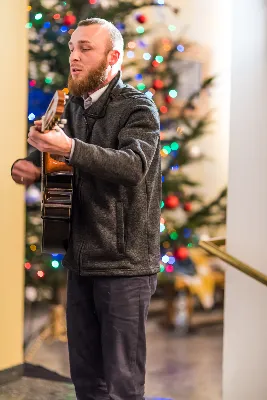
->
[41, 90, 68, 132]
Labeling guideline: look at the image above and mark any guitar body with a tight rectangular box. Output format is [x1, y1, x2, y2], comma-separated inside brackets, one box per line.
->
[40, 90, 73, 254]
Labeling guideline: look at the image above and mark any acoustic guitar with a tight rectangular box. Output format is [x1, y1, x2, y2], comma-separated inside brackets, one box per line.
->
[40, 90, 73, 254]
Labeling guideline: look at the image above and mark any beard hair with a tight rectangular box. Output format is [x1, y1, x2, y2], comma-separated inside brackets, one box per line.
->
[68, 57, 108, 97]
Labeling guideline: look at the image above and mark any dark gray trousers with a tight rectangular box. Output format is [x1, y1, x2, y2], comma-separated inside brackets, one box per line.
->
[66, 270, 157, 400]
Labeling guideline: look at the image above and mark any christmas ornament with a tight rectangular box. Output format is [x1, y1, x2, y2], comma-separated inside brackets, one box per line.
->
[184, 202, 192, 212]
[165, 195, 179, 209]
[165, 95, 173, 104]
[174, 247, 188, 260]
[63, 14, 76, 26]
[153, 79, 164, 90]
[136, 14, 147, 24]
[160, 106, 168, 114]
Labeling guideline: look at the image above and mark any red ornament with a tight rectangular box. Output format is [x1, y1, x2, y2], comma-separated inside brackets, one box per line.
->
[136, 14, 147, 24]
[165, 195, 179, 209]
[165, 95, 173, 104]
[184, 202, 192, 212]
[174, 247, 189, 260]
[152, 60, 160, 68]
[153, 79, 164, 90]
[160, 106, 168, 114]
[63, 14, 76, 26]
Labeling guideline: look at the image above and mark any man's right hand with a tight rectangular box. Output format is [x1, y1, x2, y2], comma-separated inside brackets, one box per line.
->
[11, 160, 41, 186]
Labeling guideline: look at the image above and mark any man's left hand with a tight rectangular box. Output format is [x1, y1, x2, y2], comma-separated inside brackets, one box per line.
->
[27, 122, 72, 158]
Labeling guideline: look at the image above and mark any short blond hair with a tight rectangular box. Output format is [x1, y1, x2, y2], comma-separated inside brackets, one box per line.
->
[78, 18, 124, 62]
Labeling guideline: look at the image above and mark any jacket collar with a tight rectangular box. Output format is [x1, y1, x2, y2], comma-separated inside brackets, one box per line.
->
[70, 71, 125, 119]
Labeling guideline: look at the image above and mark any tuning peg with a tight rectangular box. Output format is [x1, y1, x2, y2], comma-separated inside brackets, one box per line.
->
[60, 119, 67, 124]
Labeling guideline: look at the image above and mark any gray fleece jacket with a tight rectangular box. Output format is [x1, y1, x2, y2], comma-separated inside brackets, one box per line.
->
[20, 72, 161, 276]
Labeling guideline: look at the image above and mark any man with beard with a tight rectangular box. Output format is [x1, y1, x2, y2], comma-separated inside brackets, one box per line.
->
[11, 18, 161, 400]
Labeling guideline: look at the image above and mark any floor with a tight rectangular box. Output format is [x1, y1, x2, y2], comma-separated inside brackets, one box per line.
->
[0, 302, 223, 400]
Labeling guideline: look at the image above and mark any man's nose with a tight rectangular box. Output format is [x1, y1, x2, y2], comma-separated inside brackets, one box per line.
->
[69, 50, 81, 62]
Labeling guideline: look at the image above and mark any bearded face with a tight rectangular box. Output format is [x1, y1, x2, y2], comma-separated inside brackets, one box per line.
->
[68, 56, 109, 97]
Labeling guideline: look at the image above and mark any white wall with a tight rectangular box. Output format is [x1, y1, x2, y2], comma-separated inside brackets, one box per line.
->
[174, 0, 231, 200]
[145, 0, 232, 200]
[223, 0, 267, 398]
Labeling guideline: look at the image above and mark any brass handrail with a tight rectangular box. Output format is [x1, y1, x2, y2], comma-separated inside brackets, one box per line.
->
[199, 237, 267, 287]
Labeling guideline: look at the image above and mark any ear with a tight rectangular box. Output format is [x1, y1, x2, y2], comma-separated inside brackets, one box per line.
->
[108, 50, 120, 66]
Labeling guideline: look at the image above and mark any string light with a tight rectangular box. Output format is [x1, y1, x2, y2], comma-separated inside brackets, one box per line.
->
[52, 260, 60, 268]
[135, 74, 143, 80]
[28, 113, 35, 121]
[136, 26, 145, 34]
[162, 255, 169, 263]
[168, 25, 176, 32]
[137, 83, 146, 90]
[169, 89, 178, 98]
[170, 231, 178, 240]
[145, 91, 153, 99]
[166, 265, 174, 273]
[45, 77, 53, 84]
[143, 53, 151, 60]
[127, 51, 135, 59]
[177, 44, 185, 52]
[35, 13, 43, 20]
[155, 55, 164, 63]
[162, 145, 171, 154]
[171, 142, 179, 150]
[148, 88, 156, 95]
[37, 270, 45, 278]
[160, 149, 168, 157]
[128, 41, 136, 49]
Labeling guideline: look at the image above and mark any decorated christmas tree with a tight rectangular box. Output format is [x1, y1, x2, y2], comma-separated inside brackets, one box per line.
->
[25, 0, 226, 303]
